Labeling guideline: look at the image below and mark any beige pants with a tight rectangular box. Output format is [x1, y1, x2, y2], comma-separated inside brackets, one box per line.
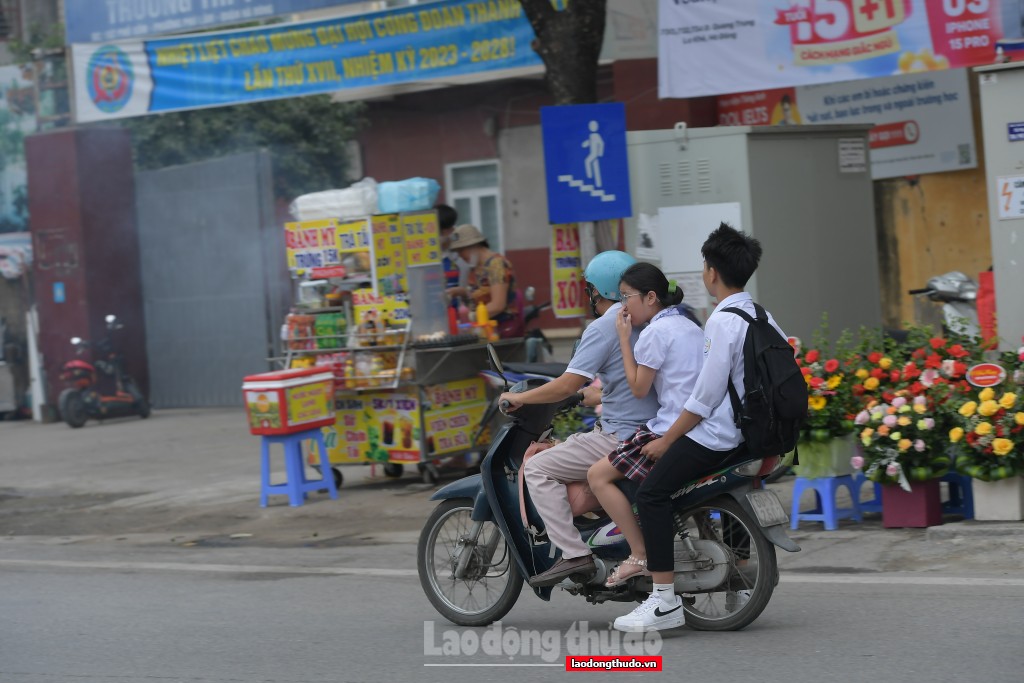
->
[523, 428, 619, 559]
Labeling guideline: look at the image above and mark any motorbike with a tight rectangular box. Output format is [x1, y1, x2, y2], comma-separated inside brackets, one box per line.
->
[908, 271, 980, 338]
[522, 286, 553, 363]
[417, 345, 799, 630]
[58, 314, 150, 428]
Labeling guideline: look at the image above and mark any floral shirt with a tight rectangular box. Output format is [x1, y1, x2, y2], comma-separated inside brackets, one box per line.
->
[469, 253, 517, 319]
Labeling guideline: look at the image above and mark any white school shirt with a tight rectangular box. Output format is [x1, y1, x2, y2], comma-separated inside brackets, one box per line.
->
[632, 307, 704, 436]
[683, 292, 787, 451]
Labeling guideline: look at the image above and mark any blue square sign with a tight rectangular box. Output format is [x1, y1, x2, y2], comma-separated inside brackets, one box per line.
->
[541, 103, 632, 224]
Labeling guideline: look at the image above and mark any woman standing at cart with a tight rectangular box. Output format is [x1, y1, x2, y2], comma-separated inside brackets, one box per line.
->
[444, 224, 524, 338]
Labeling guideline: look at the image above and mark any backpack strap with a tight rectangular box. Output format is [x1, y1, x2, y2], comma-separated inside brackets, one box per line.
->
[723, 306, 754, 429]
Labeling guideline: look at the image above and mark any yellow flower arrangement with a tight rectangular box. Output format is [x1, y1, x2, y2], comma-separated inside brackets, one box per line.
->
[978, 400, 1000, 417]
[951, 385, 1024, 481]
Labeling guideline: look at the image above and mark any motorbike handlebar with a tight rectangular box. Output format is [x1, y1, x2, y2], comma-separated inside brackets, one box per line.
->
[499, 399, 512, 413]
[907, 288, 932, 295]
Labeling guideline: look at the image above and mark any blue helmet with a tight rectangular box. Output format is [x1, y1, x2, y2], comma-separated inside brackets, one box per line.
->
[583, 250, 637, 301]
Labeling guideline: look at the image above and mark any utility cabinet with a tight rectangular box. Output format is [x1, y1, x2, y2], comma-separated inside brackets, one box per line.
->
[624, 125, 881, 342]
[976, 62, 1024, 351]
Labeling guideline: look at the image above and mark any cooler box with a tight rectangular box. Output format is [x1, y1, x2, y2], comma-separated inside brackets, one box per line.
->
[242, 368, 335, 436]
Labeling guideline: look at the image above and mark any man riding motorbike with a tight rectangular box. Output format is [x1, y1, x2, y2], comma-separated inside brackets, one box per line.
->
[498, 250, 659, 587]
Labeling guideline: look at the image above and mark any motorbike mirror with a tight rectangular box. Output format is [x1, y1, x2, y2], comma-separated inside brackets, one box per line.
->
[486, 343, 507, 383]
[70, 337, 82, 345]
[525, 286, 536, 303]
[105, 314, 117, 325]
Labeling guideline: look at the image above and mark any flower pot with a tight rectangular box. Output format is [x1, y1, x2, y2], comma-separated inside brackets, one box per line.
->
[792, 434, 855, 479]
[972, 477, 1024, 521]
[881, 479, 942, 528]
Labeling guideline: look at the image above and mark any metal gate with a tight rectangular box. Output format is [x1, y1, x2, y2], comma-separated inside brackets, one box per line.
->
[135, 151, 288, 407]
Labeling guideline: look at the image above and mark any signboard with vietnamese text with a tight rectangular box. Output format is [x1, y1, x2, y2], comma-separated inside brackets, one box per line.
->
[372, 214, 407, 295]
[715, 69, 975, 179]
[402, 210, 442, 268]
[550, 223, 587, 319]
[64, 0, 366, 44]
[423, 377, 488, 457]
[314, 389, 420, 465]
[284, 219, 341, 271]
[72, 0, 544, 123]
[660, 0, 1009, 98]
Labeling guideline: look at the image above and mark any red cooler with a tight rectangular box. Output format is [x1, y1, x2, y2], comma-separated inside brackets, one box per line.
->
[242, 367, 335, 436]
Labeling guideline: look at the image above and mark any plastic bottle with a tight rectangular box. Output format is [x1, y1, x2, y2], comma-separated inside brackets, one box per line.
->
[447, 302, 459, 336]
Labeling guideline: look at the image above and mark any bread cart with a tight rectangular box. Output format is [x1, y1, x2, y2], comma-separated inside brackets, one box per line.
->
[277, 209, 524, 485]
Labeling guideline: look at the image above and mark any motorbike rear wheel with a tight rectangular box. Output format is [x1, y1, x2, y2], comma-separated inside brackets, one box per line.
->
[418, 498, 523, 627]
[59, 389, 88, 429]
[676, 496, 777, 631]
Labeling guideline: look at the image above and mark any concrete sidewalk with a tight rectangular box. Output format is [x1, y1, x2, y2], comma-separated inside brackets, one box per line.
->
[1, 407, 1021, 575]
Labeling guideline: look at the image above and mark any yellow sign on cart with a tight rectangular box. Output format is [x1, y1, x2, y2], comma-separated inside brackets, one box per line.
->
[402, 210, 441, 267]
[284, 219, 342, 271]
[372, 214, 407, 295]
[423, 377, 488, 457]
[314, 389, 421, 466]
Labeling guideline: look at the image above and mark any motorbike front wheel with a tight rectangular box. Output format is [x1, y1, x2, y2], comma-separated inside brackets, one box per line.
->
[676, 496, 777, 631]
[59, 389, 88, 429]
[418, 498, 523, 627]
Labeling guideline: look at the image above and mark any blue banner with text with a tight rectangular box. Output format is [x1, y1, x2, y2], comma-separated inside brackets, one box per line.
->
[72, 0, 543, 122]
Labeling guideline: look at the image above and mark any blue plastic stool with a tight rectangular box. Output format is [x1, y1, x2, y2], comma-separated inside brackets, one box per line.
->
[260, 429, 339, 507]
[853, 473, 883, 514]
[791, 475, 863, 531]
[941, 472, 974, 519]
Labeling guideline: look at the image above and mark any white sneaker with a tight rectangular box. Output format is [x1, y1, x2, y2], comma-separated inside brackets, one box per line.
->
[612, 594, 685, 632]
[725, 589, 751, 612]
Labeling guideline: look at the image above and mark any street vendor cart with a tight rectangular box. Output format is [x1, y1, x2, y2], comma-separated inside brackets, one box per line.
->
[275, 209, 524, 485]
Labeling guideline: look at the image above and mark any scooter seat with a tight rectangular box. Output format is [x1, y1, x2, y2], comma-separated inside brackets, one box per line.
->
[503, 361, 568, 378]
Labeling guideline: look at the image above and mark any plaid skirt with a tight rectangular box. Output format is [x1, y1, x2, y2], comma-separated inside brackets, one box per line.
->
[608, 427, 660, 482]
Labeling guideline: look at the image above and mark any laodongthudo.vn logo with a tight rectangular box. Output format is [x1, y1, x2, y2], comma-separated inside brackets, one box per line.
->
[87, 45, 134, 113]
[423, 620, 662, 665]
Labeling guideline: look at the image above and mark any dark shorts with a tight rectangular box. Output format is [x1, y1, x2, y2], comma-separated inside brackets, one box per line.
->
[608, 427, 660, 482]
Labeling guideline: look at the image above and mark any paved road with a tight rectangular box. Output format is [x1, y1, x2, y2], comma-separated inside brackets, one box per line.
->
[2, 539, 1022, 683]
[2, 408, 1024, 682]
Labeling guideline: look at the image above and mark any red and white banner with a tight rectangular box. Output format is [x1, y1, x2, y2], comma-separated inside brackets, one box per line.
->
[660, 0, 1008, 98]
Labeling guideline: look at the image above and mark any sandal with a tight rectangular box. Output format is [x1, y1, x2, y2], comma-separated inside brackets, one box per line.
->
[605, 555, 651, 587]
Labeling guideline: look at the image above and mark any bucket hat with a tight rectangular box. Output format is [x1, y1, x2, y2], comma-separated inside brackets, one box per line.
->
[448, 224, 487, 250]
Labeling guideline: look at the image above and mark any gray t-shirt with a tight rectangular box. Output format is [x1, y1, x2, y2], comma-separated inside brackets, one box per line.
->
[565, 302, 659, 440]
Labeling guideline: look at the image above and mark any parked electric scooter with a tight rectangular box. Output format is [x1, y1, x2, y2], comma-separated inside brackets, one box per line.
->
[417, 346, 798, 629]
[908, 271, 980, 338]
[58, 314, 150, 428]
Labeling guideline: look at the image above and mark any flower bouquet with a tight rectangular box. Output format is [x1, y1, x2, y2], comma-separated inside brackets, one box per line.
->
[845, 326, 908, 408]
[949, 387, 1024, 481]
[854, 390, 951, 490]
[792, 339, 859, 478]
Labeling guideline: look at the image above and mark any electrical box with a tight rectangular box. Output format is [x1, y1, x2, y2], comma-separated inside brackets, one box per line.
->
[976, 62, 1024, 351]
[623, 124, 881, 342]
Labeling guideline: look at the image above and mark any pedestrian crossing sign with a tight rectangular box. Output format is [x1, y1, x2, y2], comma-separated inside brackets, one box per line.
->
[541, 102, 632, 224]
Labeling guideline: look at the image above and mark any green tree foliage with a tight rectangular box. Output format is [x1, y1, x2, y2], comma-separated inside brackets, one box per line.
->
[121, 96, 365, 200]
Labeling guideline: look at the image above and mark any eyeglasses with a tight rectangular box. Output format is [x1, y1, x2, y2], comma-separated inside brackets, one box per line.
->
[619, 292, 641, 301]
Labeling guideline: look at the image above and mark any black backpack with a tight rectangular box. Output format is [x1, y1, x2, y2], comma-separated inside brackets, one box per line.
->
[724, 304, 807, 459]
